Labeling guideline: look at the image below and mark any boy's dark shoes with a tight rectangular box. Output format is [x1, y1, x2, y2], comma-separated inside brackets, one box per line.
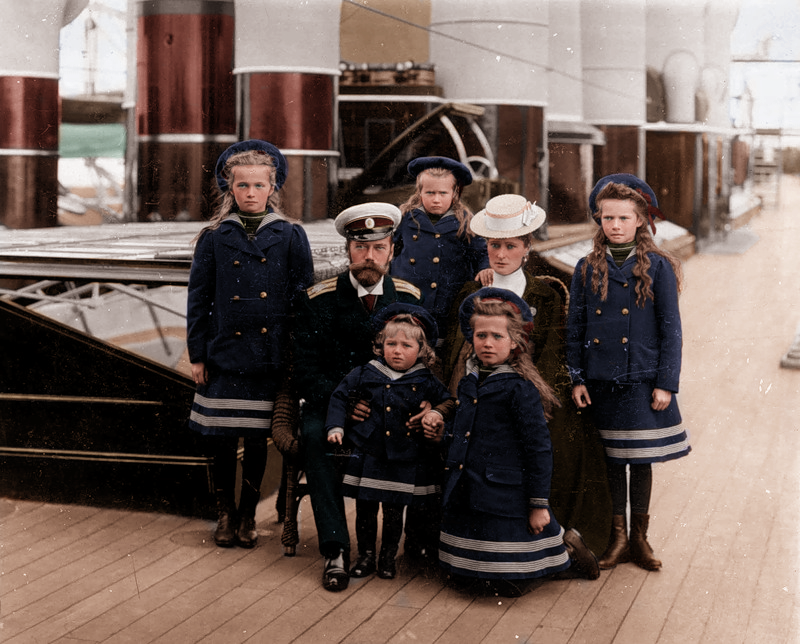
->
[213, 511, 236, 547]
[350, 551, 376, 578]
[323, 550, 350, 591]
[377, 547, 398, 579]
[563, 528, 601, 580]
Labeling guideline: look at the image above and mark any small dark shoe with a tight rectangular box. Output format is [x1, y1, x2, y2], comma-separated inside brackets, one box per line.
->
[563, 528, 600, 580]
[377, 548, 398, 579]
[214, 511, 236, 548]
[236, 515, 258, 548]
[322, 551, 350, 592]
[350, 551, 376, 578]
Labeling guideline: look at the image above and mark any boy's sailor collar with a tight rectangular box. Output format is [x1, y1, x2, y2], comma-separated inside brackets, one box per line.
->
[369, 359, 426, 380]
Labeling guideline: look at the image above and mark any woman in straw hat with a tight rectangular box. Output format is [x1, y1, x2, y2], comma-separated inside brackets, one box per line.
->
[439, 194, 611, 555]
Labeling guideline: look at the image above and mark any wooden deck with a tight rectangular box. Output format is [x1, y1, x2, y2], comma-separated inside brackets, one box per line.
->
[3, 178, 800, 643]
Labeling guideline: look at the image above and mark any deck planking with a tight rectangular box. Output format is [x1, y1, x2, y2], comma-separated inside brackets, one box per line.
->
[4, 178, 800, 643]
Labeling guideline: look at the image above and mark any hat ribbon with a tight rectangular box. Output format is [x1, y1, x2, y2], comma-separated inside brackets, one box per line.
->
[485, 202, 536, 232]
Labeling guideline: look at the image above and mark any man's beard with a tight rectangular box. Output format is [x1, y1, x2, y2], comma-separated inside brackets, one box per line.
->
[350, 260, 389, 287]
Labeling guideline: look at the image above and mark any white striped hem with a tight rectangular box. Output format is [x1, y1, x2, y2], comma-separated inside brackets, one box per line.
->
[604, 439, 690, 460]
[342, 475, 439, 496]
[193, 393, 274, 411]
[440, 526, 565, 553]
[189, 411, 271, 429]
[439, 550, 569, 574]
[599, 425, 686, 441]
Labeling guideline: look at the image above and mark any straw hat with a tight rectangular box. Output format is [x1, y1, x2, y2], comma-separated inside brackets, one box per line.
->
[470, 194, 546, 239]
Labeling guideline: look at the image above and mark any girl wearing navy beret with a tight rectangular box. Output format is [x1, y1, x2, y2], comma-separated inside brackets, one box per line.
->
[390, 156, 490, 338]
[423, 290, 600, 596]
[566, 174, 690, 571]
[187, 140, 313, 549]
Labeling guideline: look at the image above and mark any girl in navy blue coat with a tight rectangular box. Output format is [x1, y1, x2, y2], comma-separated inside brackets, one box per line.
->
[391, 156, 490, 337]
[566, 174, 690, 572]
[187, 140, 313, 549]
[326, 303, 450, 580]
[423, 288, 599, 596]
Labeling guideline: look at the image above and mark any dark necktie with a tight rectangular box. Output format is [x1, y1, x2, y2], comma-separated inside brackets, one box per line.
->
[363, 294, 376, 312]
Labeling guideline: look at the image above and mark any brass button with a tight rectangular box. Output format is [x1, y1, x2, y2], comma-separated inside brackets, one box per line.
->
[595, 309, 602, 315]
[233, 295, 240, 301]
[260, 327, 267, 334]
[406, 432, 411, 437]
[473, 398, 478, 404]
[410, 258, 416, 264]
[413, 235, 418, 241]
[455, 400, 460, 406]
[234, 331, 242, 337]
[435, 233, 441, 239]
[412, 385, 417, 392]
[465, 431, 471, 438]
[621, 337, 629, 344]
[233, 260, 241, 266]
[593, 338, 600, 344]
[260, 257, 267, 263]
[431, 282, 437, 289]
[622, 308, 629, 315]
[623, 282, 629, 288]
[385, 384, 391, 389]
[260, 292, 267, 299]
[386, 406, 391, 412]
[432, 257, 440, 264]
[458, 464, 464, 470]
[386, 431, 391, 436]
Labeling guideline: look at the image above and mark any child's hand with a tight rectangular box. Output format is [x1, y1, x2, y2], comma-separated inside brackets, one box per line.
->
[348, 399, 371, 422]
[421, 411, 444, 442]
[572, 384, 591, 408]
[527, 508, 550, 535]
[407, 401, 432, 430]
[327, 432, 343, 445]
[651, 388, 672, 411]
[475, 268, 494, 287]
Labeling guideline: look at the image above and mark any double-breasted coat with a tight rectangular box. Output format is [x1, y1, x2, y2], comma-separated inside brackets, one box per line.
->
[187, 213, 313, 375]
[391, 208, 488, 332]
[437, 364, 570, 580]
[566, 251, 690, 464]
[291, 271, 422, 553]
[186, 213, 313, 437]
[325, 359, 450, 505]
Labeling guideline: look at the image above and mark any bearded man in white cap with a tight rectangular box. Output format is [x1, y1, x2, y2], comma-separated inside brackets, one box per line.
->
[292, 202, 423, 592]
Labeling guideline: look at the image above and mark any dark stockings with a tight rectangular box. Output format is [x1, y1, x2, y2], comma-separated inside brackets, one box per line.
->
[355, 500, 405, 554]
[211, 436, 269, 501]
[607, 462, 653, 515]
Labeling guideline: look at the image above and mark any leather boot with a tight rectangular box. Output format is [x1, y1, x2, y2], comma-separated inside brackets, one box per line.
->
[629, 513, 662, 571]
[236, 480, 260, 548]
[214, 490, 236, 548]
[350, 550, 376, 578]
[598, 514, 631, 569]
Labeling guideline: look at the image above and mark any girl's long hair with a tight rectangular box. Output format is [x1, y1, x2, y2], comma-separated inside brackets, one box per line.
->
[195, 150, 284, 241]
[399, 168, 474, 240]
[373, 315, 438, 370]
[469, 299, 558, 419]
[581, 182, 683, 308]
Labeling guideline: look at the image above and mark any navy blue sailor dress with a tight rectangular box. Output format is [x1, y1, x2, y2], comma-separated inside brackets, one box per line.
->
[438, 364, 571, 581]
[186, 213, 313, 436]
[325, 359, 451, 506]
[565, 252, 691, 465]
[391, 208, 488, 336]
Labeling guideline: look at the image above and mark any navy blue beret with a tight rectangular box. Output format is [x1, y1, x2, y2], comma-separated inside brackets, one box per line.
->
[215, 139, 288, 192]
[589, 173, 663, 234]
[458, 287, 533, 340]
[373, 302, 439, 348]
[407, 156, 473, 187]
